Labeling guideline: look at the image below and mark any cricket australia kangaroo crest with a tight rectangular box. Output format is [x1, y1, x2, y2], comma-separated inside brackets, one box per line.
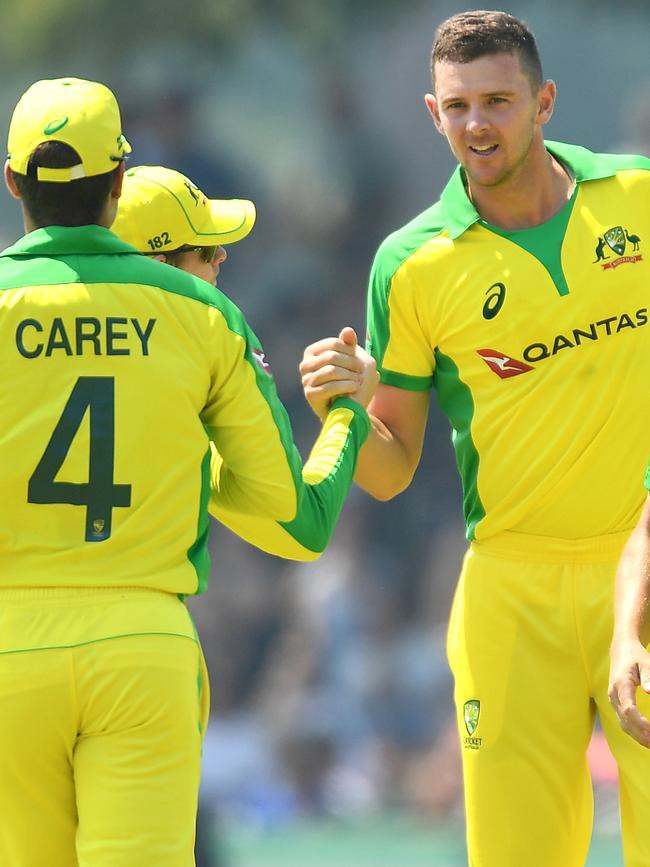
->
[593, 225, 642, 269]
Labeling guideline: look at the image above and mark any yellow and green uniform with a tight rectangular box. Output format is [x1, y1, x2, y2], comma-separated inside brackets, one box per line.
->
[210, 401, 367, 560]
[367, 142, 650, 866]
[0, 225, 368, 867]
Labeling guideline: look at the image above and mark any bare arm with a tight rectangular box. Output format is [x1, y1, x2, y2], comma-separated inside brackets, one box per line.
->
[301, 332, 429, 501]
[353, 384, 430, 500]
[608, 494, 650, 747]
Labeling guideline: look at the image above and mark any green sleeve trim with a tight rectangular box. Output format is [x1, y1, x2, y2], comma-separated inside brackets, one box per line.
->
[278, 402, 370, 552]
[379, 369, 433, 391]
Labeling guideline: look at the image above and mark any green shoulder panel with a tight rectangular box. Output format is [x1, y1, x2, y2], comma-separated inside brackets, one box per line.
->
[366, 200, 447, 386]
[591, 152, 650, 173]
[0, 248, 223, 307]
[0, 254, 81, 290]
[0, 245, 227, 317]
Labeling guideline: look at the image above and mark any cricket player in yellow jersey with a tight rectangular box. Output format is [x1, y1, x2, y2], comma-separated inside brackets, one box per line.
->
[112, 165, 370, 560]
[301, 11, 650, 867]
[0, 78, 375, 867]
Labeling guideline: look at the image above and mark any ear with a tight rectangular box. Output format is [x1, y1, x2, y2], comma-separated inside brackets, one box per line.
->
[153, 253, 167, 263]
[424, 93, 445, 135]
[537, 79, 557, 127]
[4, 161, 21, 200]
[111, 160, 126, 199]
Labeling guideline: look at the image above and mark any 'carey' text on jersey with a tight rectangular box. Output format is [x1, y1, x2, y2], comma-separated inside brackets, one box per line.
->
[15, 317, 156, 358]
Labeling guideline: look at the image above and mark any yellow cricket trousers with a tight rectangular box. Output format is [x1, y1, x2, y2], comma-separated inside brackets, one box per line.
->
[0, 589, 209, 867]
[448, 530, 650, 867]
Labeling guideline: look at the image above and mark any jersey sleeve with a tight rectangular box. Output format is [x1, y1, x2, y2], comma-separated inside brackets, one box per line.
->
[209, 397, 370, 560]
[200, 293, 305, 522]
[366, 239, 435, 391]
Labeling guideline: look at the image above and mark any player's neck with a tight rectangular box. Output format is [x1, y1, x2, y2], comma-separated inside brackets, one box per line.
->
[467, 147, 574, 231]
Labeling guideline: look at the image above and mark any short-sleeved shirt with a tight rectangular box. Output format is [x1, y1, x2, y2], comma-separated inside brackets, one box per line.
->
[367, 142, 650, 541]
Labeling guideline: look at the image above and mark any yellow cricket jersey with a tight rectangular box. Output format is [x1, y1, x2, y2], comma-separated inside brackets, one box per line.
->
[0, 226, 368, 649]
[367, 141, 650, 541]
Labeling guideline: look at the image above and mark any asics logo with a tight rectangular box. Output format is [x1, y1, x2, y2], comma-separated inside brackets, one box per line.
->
[482, 283, 506, 319]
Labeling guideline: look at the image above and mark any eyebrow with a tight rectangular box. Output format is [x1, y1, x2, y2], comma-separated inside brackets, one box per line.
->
[442, 90, 517, 103]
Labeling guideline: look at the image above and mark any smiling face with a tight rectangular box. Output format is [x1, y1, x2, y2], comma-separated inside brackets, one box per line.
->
[426, 51, 555, 191]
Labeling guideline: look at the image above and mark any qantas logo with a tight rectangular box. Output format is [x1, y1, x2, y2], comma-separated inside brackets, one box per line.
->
[477, 349, 533, 379]
[523, 308, 647, 362]
[477, 307, 648, 379]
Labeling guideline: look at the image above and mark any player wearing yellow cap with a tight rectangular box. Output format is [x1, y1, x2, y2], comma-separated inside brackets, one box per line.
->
[0, 78, 376, 867]
[112, 163, 368, 559]
[112, 163, 256, 280]
[299, 12, 650, 867]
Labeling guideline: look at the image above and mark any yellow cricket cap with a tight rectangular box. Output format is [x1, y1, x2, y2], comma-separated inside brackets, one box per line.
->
[7, 77, 131, 182]
[112, 165, 256, 252]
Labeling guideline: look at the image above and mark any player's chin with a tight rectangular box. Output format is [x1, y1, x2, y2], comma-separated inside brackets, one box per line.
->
[466, 165, 508, 188]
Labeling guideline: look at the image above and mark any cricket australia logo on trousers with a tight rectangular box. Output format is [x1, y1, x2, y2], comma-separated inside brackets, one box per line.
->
[593, 225, 642, 269]
[463, 699, 483, 750]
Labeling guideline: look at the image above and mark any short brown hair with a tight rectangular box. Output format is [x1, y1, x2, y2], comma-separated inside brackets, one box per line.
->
[13, 141, 118, 228]
[431, 10, 543, 91]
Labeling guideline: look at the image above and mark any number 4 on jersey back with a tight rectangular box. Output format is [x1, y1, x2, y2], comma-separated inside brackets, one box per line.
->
[28, 376, 132, 542]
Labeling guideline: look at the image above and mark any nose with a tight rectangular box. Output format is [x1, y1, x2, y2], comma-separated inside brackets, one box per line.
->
[466, 109, 490, 135]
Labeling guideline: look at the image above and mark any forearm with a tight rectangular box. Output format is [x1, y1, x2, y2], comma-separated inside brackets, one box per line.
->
[614, 524, 650, 646]
[353, 413, 416, 500]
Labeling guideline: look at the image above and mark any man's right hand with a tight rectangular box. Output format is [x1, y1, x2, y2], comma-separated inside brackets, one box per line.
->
[300, 327, 377, 420]
[608, 637, 650, 748]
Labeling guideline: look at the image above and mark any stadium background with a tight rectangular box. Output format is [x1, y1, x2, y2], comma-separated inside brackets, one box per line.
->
[3, 0, 650, 863]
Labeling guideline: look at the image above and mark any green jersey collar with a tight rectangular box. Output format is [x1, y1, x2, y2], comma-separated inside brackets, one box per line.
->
[0, 225, 142, 258]
[440, 140, 617, 240]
